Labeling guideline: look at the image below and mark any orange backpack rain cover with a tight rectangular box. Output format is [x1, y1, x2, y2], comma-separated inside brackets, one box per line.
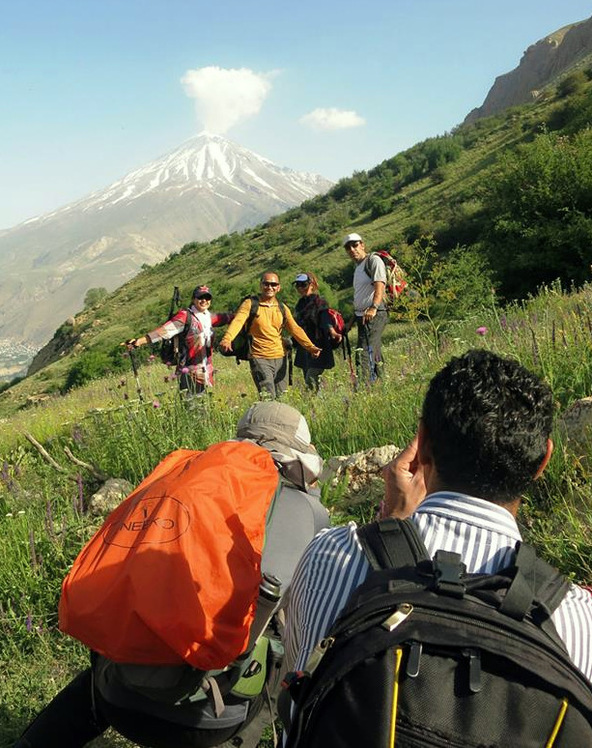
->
[59, 440, 279, 670]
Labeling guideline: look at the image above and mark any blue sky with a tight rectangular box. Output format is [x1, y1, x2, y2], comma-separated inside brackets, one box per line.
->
[1, 0, 590, 229]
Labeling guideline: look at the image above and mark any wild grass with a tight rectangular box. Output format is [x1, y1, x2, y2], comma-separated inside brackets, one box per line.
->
[1, 282, 592, 746]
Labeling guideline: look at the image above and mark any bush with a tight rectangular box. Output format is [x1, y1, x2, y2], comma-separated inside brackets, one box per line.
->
[83, 287, 108, 309]
[481, 130, 592, 298]
[556, 71, 587, 98]
[63, 351, 113, 392]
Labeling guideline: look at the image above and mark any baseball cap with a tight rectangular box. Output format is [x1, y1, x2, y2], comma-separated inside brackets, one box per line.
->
[294, 273, 310, 284]
[342, 232, 363, 247]
[192, 285, 212, 299]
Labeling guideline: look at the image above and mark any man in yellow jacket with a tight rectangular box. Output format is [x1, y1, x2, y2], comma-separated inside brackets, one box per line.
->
[219, 272, 321, 398]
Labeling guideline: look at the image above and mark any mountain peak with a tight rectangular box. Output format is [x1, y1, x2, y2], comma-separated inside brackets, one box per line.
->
[0, 135, 332, 351]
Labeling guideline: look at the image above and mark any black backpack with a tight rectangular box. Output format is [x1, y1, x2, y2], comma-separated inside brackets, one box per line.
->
[285, 517, 592, 748]
[159, 286, 192, 367]
[220, 296, 287, 362]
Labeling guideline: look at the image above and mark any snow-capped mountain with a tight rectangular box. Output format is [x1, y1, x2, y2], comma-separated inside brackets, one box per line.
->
[0, 133, 333, 358]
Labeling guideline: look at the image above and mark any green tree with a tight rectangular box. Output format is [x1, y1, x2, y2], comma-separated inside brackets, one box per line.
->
[83, 287, 108, 308]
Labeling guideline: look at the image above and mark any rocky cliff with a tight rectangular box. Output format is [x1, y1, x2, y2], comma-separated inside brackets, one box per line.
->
[465, 16, 592, 124]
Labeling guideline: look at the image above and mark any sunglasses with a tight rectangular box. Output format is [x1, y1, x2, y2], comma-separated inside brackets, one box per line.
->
[295, 281, 310, 288]
[262, 281, 279, 288]
[196, 296, 212, 301]
[345, 241, 361, 249]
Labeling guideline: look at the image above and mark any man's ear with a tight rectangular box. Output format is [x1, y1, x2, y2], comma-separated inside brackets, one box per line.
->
[417, 420, 435, 468]
[416, 420, 439, 493]
[534, 438, 554, 480]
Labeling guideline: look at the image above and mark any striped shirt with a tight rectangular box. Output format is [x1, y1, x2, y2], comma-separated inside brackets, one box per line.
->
[284, 492, 592, 683]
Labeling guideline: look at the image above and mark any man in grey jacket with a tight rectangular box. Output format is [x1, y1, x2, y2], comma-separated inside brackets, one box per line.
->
[343, 232, 388, 383]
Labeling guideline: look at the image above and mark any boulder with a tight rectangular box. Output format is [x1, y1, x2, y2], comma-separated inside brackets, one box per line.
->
[89, 477, 134, 516]
[321, 445, 400, 505]
[558, 397, 592, 450]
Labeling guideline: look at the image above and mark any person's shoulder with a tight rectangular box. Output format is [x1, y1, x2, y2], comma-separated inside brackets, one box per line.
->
[303, 522, 361, 559]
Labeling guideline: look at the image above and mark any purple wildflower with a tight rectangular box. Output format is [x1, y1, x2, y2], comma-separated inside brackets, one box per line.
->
[181, 366, 190, 374]
[152, 399, 161, 409]
[476, 326, 488, 336]
[26, 613, 33, 633]
[76, 474, 84, 513]
[29, 531, 38, 569]
[45, 500, 56, 540]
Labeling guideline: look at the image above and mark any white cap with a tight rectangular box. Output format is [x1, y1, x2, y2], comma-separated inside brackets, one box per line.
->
[294, 273, 310, 283]
[342, 232, 363, 247]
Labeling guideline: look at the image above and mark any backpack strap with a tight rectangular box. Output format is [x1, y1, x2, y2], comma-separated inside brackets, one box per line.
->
[245, 296, 260, 333]
[277, 299, 287, 327]
[499, 541, 570, 645]
[356, 517, 431, 571]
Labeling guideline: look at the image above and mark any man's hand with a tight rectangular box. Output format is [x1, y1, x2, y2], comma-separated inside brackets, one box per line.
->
[310, 346, 322, 358]
[362, 306, 378, 325]
[219, 339, 233, 353]
[379, 434, 427, 520]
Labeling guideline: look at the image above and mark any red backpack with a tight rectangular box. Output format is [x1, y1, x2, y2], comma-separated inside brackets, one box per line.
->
[365, 250, 408, 308]
[59, 440, 279, 669]
[326, 308, 346, 348]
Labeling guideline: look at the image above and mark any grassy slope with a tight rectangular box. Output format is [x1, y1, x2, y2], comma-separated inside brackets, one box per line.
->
[4, 59, 592, 416]
[2, 50, 592, 748]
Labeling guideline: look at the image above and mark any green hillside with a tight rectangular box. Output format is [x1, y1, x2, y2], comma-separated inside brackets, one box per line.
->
[3, 63, 592, 415]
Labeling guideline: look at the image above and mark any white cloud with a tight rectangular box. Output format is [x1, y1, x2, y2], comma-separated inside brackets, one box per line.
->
[300, 107, 366, 131]
[181, 66, 274, 134]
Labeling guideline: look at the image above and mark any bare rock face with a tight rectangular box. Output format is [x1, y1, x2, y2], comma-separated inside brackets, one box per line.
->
[465, 16, 592, 124]
[321, 445, 400, 506]
[89, 477, 134, 517]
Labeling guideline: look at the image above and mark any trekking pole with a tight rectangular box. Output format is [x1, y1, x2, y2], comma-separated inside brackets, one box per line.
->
[169, 285, 181, 319]
[343, 333, 358, 391]
[364, 323, 377, 384]
[123, 343, 144, 402]
[287, 349, 293, 387]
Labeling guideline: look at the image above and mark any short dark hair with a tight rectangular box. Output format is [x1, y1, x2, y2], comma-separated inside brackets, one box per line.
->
[261, 271, 280, 282]
[421, 349, 553, 503]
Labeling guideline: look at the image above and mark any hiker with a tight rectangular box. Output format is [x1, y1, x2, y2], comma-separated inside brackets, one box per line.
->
[343, 232, 388, 383]
[15, 402, 330, 748]
[283, 350, 592, 746]
[219, 272, 321, 399]
[292, 272, 342, 391]
[127, 285, 233, 395]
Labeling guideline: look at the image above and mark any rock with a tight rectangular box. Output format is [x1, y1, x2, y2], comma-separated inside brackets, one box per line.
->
[321, 445, 400, 505]
[25, 394, 51, 406]
[558, 397, 592, 449]
[89, 477, 134, 516]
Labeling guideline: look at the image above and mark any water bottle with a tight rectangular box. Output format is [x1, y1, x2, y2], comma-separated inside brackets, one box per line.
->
[247, 572, 282, 649]
[259, 573, 282, 604]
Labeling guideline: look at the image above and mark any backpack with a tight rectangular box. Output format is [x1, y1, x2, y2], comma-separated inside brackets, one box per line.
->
[59, 441, 281, 671]
[159, 286, 191, 367]
[220, 296, 287, 361]
[284, 518, 592, 748]
[365, 251, 408, 309]
[326, 308, 346, 349]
